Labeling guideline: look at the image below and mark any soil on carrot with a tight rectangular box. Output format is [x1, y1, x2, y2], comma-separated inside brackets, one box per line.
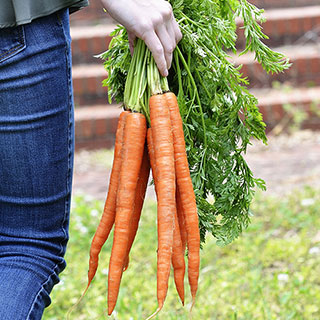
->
[72, 130, 320, 200]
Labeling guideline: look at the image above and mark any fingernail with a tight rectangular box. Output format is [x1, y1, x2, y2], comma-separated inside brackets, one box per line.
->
[164, 70, 168, 77]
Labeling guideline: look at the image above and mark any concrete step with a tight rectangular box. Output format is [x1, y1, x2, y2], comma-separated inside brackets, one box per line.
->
[75, 104, 122, 150]
[250, 0, 320, 9]
[72, 64, 108, 106]
[252, 86, 320, 132]
[233, 43, 320, 88]
[237, 6, 320, 49]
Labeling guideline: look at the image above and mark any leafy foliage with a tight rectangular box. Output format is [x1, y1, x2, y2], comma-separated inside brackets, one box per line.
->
[101, 27, 131, 105]
[100, 0, 290, 246]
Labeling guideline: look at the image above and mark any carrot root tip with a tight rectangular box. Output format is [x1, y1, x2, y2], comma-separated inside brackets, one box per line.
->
[190, 298, 196, 312]
[108, 308, 114, 316]
[66, 283, 90, 319]
[145, 307, 161, 320]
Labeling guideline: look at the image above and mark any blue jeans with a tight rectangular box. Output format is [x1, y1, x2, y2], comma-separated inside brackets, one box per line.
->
[0, 9, 74, 320]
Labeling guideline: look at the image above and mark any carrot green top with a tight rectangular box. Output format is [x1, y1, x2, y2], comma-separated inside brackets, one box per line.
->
[100, 0, 291, 246]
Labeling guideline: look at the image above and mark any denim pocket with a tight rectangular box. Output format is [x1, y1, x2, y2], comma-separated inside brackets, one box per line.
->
[0, 26, 26, 64]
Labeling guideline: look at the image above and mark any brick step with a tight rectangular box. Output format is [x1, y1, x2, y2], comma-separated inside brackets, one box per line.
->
[237, 6, 320, 49]
[234, 43, 320, 88]
[70, 2, 114, 26]
[253, 86, 320, 131]
[69, 1, 320, 27]
[73, 88, 320, 150]
[70, 5, 320, 65]
[72, 43, 320, 107]
[75, 104, 122, 150]
[72, 64, 108, 106]
[71, 24, 115, 65]
[250, 0, 320, 9]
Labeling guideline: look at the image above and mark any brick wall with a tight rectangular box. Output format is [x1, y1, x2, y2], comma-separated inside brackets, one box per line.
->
[237, 6, 320, 49]
[70, 1, 113, 25]
[250, 0, 320, 9]
[70, 2, 320, 149]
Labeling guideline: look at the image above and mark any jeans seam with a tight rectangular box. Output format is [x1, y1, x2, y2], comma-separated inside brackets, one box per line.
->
[26, 263, 61, 320]
[0, 44, 23, 60]
[0, 26, 25, 61]
[57, 11, 73, 258]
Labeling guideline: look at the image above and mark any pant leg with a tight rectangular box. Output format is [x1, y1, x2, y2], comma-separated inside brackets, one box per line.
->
[0, 9, 74, 320]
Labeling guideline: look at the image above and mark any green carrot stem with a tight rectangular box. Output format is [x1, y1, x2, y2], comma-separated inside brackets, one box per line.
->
[147, 53, 162, 96]
[124, 39, 148, 115]
[174, 50, 184, 97]
[195, 68, 212, 100]
[160, 76, 169, 93]
[175, 46, 207, 191]
[175, 47, 208, 149]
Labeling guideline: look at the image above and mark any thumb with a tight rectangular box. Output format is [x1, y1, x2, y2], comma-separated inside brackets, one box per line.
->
[127, 31, 136, 56]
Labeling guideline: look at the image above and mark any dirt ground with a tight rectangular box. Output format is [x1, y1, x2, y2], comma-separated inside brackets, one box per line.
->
[72, 130, 320, 201]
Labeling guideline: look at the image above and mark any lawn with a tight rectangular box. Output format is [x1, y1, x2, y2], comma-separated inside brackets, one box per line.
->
[43, 186, 320, 320]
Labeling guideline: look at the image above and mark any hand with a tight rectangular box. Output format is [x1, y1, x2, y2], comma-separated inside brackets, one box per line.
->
[101, 0, 182, 77]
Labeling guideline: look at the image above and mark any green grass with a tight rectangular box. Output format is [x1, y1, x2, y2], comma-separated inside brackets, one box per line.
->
[43, 187, 320, 320]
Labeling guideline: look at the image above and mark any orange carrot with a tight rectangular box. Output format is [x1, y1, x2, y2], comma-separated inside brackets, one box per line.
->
[122, 144, 150, 272]
[165, 92, 200, 307]
[86, 110, 129, 291]
[108, 112, 147, 315]
[147, 128, 185, 305]
[172, 210, 186, 305]
[148, 94, 176, 315]
[176, 186, 187, 253]
[146, 128, 157, 189]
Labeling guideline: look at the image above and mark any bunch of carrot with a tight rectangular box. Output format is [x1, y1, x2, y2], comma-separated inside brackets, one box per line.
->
[82, 40, 200, 318]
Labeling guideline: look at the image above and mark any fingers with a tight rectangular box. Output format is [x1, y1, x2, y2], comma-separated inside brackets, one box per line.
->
[164, 15, 183, 67]
[128, 31, 136, 56]
[172, 17, 183, 43]
[143, 13, 182, 76]
[107, 0, 183, 76]
[156, 24, 175, 71]
[141, 30, 168, 77]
